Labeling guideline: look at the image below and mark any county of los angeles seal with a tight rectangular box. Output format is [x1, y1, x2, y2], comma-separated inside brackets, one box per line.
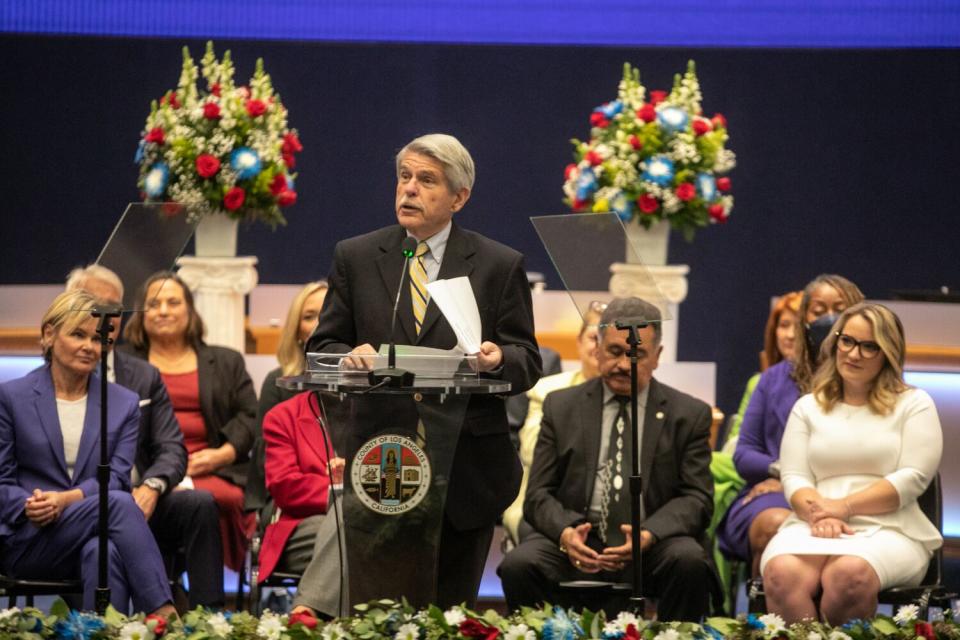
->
[351, 434, 431, 515]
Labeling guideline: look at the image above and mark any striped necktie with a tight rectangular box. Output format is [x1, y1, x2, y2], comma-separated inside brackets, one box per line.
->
[410, 241, 430, 335]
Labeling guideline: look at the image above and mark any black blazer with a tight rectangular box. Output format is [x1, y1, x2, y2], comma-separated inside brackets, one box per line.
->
[120, 343, 258, 487]
[112, 350, 187, 492]
[306, 222, 542, 529]
[524, 377, 714, 544]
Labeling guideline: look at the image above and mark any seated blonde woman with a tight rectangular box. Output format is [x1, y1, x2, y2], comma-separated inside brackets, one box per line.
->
[762, 303, 942, 624]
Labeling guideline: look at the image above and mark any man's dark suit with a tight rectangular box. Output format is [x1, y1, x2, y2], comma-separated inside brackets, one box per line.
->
[306, 222, 541, 607]
[113, 350, 224, 608]
[499, 377, 718, 620]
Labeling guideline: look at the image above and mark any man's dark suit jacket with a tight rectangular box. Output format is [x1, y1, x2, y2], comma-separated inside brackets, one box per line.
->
[112, 350, 187, 491]
[119, 343, 258, 488]
[524, 377, 713, 545]
[306, 222, 542, 530]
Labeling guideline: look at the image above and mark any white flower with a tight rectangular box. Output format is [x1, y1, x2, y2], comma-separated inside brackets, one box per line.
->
[257, 611, 286, 640]
[208, 612, 232, 637]
[759, 613, 786, 635]
[614, 611, 641, 629]
[395, 622, 420, 640]
[653, 629, 680, 640]
[444, 608, 466, 626]
[119, 621, 150, 640]
[806, 632, 822, 640]
[894, 604, 920, 625]
[506, 623, 537, 640]
[322, 622, 352, 640]
[0, 607, 20, 620]
[827, 631, 852, 640]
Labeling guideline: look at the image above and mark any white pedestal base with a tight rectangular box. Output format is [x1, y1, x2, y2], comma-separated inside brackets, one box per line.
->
[609, 263, 690, 363]
[176, 256, 258, 353]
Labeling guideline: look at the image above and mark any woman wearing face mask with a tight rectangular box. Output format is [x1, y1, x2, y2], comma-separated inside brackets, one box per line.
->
[717, 275, 864, 577]
[762, 303, 941, 624]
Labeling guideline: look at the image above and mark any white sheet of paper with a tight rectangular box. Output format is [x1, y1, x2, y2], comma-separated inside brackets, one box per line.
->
[426, 276, 482, 354]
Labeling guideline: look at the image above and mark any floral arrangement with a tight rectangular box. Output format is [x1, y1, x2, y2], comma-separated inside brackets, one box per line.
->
[136, 42, 303, 228]
[562, 61, 735, 241]
[2, 599, 953, 640]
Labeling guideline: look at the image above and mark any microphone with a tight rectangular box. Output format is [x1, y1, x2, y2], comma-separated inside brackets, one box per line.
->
[368, 236, 418, 387]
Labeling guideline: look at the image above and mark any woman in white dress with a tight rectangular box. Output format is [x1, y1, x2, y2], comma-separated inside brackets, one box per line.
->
[760, 302, 942, 624]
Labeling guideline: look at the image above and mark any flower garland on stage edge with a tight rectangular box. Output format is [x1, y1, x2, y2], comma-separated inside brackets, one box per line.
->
[1, 599, 951, 640]
[562, 61, 735, 241]
[136, 41, 303, 228]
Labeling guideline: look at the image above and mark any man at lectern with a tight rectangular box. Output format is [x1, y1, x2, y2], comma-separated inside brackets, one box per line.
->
[306, 133, 542, 607]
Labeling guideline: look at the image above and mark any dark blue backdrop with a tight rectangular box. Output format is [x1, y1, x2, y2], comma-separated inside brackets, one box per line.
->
[1, 35, 958, 416]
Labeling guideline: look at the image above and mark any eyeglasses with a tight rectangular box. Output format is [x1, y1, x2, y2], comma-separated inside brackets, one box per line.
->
[835, 332, 882, 359]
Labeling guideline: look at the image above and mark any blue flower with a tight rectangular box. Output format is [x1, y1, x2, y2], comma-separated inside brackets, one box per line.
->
[144, 163, 169, 198]
[542, 607, 583, 640]
[286, 175, 296, 191]
[595, 100, 624, 119]
[575, 167, 598, 201]
[601, 629, 625, 640]
[134, 140, 146, 165]
[657, 106, 689, 134]
[642, 155, 674, 186]
[230, 147, 262, 179]
[696, 173, 717, 201]
[703, 624, 726, 640]
[842, 618, 867, 630]
[54, 611, 105, 640]
[610, 191, 633, 221]
[746, 614, 764, 630]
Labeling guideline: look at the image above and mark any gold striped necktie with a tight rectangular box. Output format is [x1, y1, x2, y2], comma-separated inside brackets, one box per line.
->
[410, 240, 430, 335]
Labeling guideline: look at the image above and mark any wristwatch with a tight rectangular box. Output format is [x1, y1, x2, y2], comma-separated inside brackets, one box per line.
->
[142, 477, 166, 494]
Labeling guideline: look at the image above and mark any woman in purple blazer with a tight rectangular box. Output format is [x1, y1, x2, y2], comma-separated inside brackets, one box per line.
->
[717, 275, 863, 575]
[0, 290, 174, 615]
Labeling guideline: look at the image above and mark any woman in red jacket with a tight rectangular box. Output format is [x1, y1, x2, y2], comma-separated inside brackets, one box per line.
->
[260, 390, 346, 619]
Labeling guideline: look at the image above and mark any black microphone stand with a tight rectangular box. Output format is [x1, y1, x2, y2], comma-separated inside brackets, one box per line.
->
[614, 316, 649, 613]
[91, 303, 122, 615]
[369, 238, 418, 387]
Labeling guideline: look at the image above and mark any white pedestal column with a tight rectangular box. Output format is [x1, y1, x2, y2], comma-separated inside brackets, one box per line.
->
[175, 256, 258, 353]
[609, 263, 689, 363]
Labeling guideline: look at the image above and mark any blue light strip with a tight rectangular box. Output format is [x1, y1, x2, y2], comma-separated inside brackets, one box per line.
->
[2, 0, 959, 47]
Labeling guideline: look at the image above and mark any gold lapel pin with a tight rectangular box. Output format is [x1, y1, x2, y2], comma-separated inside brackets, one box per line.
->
[656, 411, 664, 420]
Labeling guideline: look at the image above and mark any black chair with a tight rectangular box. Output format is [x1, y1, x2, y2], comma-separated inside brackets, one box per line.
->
[747, 474, 953, 619]
[0, 567, 81, 608]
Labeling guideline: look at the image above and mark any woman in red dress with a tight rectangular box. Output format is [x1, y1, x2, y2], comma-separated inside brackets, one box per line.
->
[123, 271, 258, 573]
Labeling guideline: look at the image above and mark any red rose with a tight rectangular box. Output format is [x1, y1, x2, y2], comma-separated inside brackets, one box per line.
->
[459, 618, 500, 640]
[636, 104, 656, 123]
[160, 91, 180, 109]
[590, 112, 610, 128]
[675, 182, 696, 201]
[716, 177, 731, 192]
[283, 152, 297, 169]
[246, 99, 267, 117]
[564, 163, 578, 181]
[628, 134, 643, 150]
[278, 189, 297, 207]
[224, 187, 245, 211]
[711, 113, 727, 129]
[915, 622, 935, 640]
[625, 624, 640, 640]
[145, 127, 165, 144]
[195, 154, 221, 179]
[203, 102, 221, 119]
[637, 194, 659, 214]
[708, 203, 727, 222]
[289, 610, 318, 629]
[572, 198, 586, 210]
[145, 614, 167, 636]
[649, 90, 668, 105]
[692, 118, 712, 136]
[270, 173, 288, 195]
[585, 151, 603, 166]
[282, 132, 303, 154]
[211, 83, 221, 97]
[161, 203, 184, 218]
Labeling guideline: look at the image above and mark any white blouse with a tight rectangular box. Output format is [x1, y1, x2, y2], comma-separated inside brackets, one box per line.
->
[57, 395, 87, 479]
